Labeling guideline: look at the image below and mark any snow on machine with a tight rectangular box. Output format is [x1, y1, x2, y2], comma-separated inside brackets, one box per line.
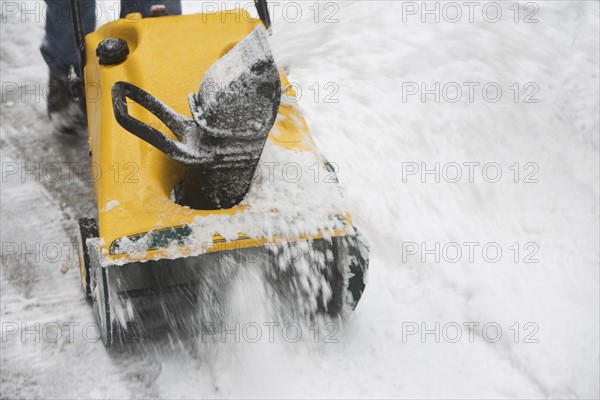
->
[72, 0, 369, 347]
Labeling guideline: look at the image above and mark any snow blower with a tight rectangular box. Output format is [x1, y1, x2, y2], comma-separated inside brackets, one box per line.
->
[72, 0, 369, 347]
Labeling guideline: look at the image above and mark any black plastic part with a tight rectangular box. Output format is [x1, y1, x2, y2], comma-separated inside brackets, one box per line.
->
[346, 234, 369, 309]
[112, 80, 274, 210]
[93, 264, 113, 347]
[254, 0, 271, 30]
[70, 0, 86, 79]
[78, 217, 98, 298]
[111, 82, 198, 164]
[68, 0, 86, 102]
[96, 38, 130, 65]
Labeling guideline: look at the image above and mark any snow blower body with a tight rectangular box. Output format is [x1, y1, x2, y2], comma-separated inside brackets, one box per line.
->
[73, 1, 368, 347]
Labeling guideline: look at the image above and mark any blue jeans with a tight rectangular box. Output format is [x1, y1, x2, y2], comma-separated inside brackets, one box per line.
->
[41, 0, 182, 80]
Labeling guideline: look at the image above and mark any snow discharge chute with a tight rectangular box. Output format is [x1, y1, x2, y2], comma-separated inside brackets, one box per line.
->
[112, 26, 281, 210]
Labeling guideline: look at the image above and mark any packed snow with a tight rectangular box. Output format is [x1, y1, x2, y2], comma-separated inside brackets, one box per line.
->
[1, 1, 598, 399]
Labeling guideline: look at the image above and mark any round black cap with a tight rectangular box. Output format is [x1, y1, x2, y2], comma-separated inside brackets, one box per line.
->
[96, 38, 130, 65]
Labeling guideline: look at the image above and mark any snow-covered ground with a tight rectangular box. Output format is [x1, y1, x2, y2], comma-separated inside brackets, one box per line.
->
[1, 1, 598, 398]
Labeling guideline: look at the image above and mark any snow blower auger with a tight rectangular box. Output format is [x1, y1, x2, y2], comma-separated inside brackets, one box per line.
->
[72, 0, 369, 347]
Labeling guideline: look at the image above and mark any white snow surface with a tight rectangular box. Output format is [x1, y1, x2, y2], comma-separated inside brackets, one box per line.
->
[1, 1, 599, 399]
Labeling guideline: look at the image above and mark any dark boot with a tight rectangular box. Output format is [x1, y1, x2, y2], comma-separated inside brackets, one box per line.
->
[47, 73, 87, 135]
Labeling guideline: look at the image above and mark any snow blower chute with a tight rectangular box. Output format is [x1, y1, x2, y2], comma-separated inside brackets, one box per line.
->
[73, 0, 369, 347]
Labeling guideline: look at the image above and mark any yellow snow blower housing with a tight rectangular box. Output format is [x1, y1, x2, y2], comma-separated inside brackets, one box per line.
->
[74, 4, 368, 347]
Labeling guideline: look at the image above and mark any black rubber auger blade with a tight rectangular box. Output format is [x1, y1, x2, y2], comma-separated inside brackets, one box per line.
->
[94, 235, 368, 347]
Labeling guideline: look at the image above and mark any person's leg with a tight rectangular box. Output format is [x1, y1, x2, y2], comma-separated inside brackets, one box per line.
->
[41, 0, 96, 134]
[41, 0, 96, 81]
[119, 0, 182, 18]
